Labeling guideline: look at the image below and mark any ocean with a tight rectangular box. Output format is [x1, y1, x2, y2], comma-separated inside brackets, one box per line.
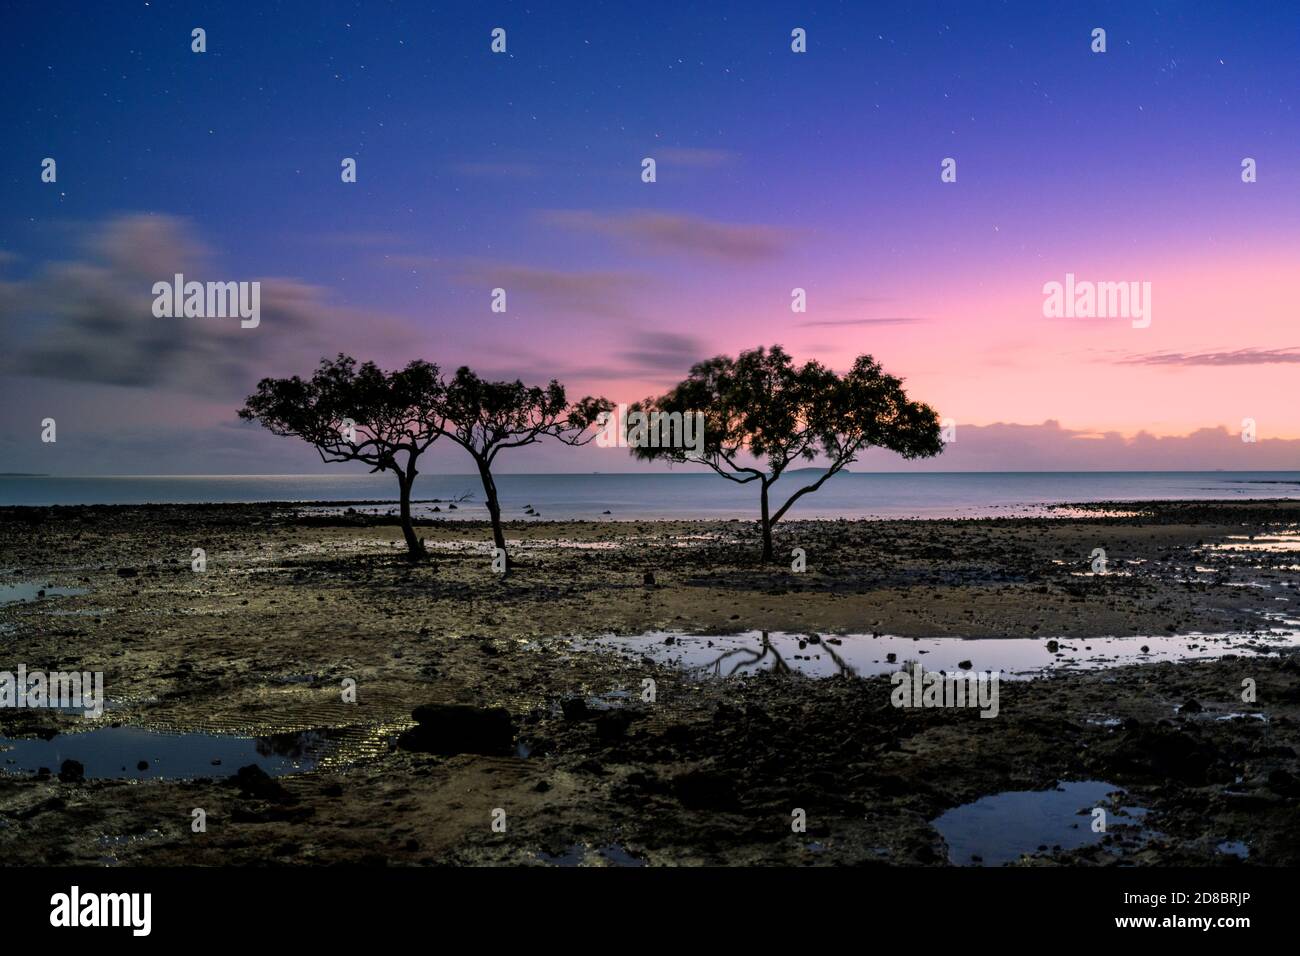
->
[2, 471, 1298, 520]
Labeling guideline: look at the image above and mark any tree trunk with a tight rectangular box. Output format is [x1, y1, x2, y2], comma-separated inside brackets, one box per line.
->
[760, 479, 774, 563]
[475, 458, 509, 569]
[397, 471, 424, 561]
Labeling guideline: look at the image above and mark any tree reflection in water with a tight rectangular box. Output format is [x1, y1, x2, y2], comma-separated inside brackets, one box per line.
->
[688, 631, 857, 678]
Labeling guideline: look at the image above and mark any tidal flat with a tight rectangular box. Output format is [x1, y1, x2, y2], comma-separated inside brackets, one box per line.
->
[1, 500, 1298, 865]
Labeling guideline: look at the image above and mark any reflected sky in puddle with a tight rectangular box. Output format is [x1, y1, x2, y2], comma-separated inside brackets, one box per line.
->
[1203, 532, 1300, 553]
[576, 621, 1300, 680]
[0, 726, 332, 779]
[932, 781, 1149, 866]
[0, 582, 89, 605]
[536, 843, 646, 867]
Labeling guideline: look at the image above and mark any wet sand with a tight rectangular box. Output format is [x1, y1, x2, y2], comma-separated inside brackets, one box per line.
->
[1, 499, 1299, 865]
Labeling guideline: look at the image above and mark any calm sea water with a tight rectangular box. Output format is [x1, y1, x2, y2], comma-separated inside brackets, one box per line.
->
[1, 472, 1297, 520]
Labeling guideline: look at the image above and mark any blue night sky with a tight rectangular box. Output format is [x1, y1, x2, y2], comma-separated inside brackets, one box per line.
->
[2, 2, 1298, 474]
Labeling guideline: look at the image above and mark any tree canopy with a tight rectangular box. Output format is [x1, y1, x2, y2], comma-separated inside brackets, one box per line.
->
[628, 345, 943, 560]
[238, 354, 446, 558]
[440, 367, 611, 565]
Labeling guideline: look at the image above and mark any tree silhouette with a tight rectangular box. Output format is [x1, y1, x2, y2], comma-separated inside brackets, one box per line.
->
[629, 345, 943, 562]
[238, 355, 445, 560]
[439, 367, 610, 570]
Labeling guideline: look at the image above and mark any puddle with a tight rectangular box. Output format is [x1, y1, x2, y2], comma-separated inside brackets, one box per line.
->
[535, 843, 646, 867]
[575, 622, 1300, 681]
[932, 781, 1150, 866]
[1217, 840, 1249, 859]
[0, 582, 89, 605]
[0, 726, 334, 780]
[1203, 532, 1300, 554]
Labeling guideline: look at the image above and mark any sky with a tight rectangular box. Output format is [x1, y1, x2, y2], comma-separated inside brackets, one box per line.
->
[2, 0, 1299, 475]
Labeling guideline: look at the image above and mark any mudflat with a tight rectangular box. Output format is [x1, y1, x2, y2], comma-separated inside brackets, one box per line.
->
[1, 500, 1298, 865]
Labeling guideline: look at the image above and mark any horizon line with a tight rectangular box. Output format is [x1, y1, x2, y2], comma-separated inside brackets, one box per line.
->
[8, 469, 1300, 479]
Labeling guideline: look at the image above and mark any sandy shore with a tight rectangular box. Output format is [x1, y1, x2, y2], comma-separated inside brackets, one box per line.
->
[2, 500, 1299, 865]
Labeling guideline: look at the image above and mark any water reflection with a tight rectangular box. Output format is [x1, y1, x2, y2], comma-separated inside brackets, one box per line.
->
[579, 620, 1300, 681]
[0, 726, 334, 780]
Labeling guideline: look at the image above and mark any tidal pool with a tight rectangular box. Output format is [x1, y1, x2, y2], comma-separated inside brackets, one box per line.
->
[0, 726, 333, 780]
[574, 621, 1300, 680]
[931, 781, 1150, 866]
[535, 843, 646, 867]
[0, 582, 88, 605]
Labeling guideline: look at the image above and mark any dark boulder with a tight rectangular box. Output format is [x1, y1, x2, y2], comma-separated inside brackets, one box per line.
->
[232, 764, 293, 803]
[672, 769, 739, 809]
[560, 697, 592, 721]
[397, 704, 515, 756]
[594, 710, 634, 743]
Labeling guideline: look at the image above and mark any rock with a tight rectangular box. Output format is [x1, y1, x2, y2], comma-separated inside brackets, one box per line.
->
[672, 769, 739, 809]
[58, 759, 85, 783]
[397, 704, 515, 755]
[1267, 769, 1299, 795]
[1179, 698, 1203, 714]
[560, 697, 592, 721]
[1104, 726, 1215, 783]
[594, 710, 634, 744]
[232, 764, 293, 802]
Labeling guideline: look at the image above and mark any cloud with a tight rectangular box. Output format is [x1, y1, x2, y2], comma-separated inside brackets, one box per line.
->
[1116, 347, 1300, 367]
[541, 209, 792, 262]
[889, 420, 1300, 471]
[453, 259, 649, 321]
[614, 332, 709, 378]
[0, 214, 421, 395]
[447, 331, 711, 392]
